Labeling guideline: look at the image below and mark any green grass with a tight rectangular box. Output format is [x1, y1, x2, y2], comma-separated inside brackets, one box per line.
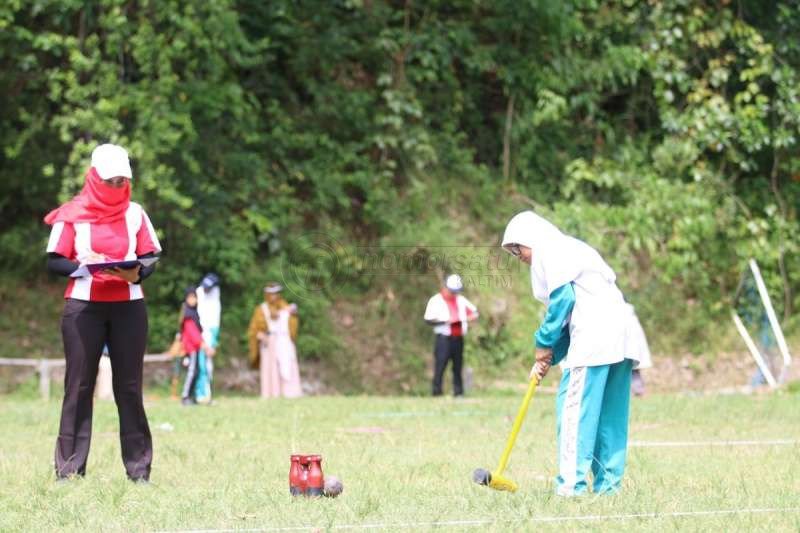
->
[1, 391, 799, 532]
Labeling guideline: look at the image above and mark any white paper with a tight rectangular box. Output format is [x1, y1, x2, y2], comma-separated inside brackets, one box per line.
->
[70, 265, 91, 278]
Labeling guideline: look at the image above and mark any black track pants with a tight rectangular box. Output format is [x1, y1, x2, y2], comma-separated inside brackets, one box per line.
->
[432, 334, 464, 396]
[181, 352, 199, 400]
[55, 298, 152, 480]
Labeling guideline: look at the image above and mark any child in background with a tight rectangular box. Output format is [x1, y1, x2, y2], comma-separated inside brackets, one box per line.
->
[502, 210, 642, 496]
[178, 287, 215, 405]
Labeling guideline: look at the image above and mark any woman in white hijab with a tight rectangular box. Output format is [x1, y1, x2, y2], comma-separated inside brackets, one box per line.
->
[502, 210, 641, 496]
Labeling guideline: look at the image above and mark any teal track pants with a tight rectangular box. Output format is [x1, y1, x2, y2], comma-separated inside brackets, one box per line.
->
[194, 327, 219, 402]
[555, 359, 632, 496]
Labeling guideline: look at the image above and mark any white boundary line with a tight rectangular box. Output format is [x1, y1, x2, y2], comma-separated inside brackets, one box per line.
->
[356, 410, 490, 418]
[161, 507, 800, 532]
[630, 439, 799, 447]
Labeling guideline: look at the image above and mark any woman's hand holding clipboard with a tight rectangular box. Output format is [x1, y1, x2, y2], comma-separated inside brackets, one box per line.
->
[70, 256, 159, 278]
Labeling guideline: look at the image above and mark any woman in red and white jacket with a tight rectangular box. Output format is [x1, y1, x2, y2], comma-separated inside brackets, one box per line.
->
[44, 144, 161, 482]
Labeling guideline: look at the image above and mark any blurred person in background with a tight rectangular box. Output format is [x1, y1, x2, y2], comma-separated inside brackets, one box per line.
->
[625, 304, 652, 396]
[247, 283, 302, 398]
[423, 274, 479, 396]
[177, 287, 215, 405]
[194, 273, 221, 404]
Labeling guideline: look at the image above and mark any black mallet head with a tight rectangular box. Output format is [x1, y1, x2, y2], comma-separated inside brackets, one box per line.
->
[472, 468, 491, 486]
[472, 467, 518, 491]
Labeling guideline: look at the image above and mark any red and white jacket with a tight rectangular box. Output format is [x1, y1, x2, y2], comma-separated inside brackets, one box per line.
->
[181, 317, 204, 354]
[46, 202, 161, 302]
[424, 291, 478, 337]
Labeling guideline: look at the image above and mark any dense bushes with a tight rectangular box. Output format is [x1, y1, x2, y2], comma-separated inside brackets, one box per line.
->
[1, 1, 797, 382]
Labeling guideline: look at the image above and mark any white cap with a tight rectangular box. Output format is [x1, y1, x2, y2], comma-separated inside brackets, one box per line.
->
[91, 144, 133, 180]
[445, 274, 463, 293]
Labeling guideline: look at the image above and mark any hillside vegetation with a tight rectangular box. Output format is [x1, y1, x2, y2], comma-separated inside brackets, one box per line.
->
[1, 1, 798, 392]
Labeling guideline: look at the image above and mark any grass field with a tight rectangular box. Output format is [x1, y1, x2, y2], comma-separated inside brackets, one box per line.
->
[1, 389, 800, 532]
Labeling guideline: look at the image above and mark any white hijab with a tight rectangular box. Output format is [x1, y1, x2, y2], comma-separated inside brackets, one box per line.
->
[501, 211, 616, 303]
[196, 285, 221, 330]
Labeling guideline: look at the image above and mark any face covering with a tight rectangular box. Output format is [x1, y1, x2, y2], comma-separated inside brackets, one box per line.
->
[44, 167, 131, 225]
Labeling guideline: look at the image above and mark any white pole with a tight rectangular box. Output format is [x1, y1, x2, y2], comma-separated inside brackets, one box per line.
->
[95, 356, 114, 400]
[749, 259, 792, 374]
[38, 359, 51, 400]
[731, 311, 778, 388]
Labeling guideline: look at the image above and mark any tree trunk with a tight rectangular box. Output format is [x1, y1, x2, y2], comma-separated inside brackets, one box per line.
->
[502, 94, 515, 181]
[769, 150, 793, 322]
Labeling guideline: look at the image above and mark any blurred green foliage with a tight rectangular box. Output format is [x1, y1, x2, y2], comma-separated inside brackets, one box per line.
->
[1, 1, 797, 388]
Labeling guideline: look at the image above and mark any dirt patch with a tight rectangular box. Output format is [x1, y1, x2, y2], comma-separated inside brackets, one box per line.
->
[463, 348, 800, 396]
[327, 297, 416, 394]
[213, 357, 334, 396]
[4, 348, 796, 398]
[642, 350, 799, 393]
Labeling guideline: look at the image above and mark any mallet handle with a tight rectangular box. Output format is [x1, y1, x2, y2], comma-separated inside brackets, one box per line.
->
[496, 377, 538, 474]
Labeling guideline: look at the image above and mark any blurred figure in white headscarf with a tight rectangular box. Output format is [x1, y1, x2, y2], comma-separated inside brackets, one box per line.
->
[194, 273, 221, 404]
[625, 304, 652, 396]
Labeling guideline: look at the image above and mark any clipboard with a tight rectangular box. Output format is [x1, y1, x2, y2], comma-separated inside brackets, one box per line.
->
[70, 256, 160, 278]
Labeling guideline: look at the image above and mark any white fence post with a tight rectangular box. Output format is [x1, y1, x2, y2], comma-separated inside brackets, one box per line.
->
[95, 356, 114, 401]
[1, 354, 170, 400]
[38, 359, 51, 400]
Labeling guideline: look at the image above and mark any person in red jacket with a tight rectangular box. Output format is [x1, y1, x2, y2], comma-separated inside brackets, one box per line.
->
[178, 288, 215, 405]
[44, 143, 160, 482]
[423, 274, 479, 396]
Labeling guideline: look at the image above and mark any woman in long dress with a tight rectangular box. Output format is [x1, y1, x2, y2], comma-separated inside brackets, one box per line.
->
[247, 283, 302, 398]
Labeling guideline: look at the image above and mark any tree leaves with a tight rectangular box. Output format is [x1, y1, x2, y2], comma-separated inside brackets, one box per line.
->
[0, 0, 797, 359]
